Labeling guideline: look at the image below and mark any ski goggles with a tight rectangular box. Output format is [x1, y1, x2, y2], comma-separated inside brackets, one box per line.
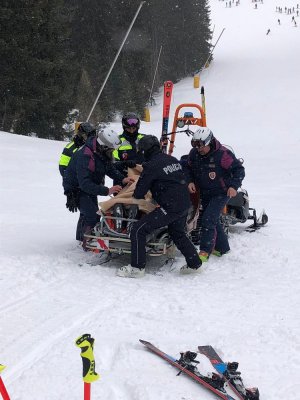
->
[125, 118, 139, 127]
[191, 139, 206, 148]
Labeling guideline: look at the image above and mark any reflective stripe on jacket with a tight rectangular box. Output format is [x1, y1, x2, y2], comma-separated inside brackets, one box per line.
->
[113, 133, 144, 161]
[59, 141, 78, 176]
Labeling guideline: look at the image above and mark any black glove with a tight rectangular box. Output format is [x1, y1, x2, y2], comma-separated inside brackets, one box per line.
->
[66, 190, 80, 213]
[125, 160, 137, 168]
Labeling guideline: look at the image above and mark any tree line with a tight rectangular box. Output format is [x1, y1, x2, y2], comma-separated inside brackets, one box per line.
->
[0, 0, 212, 139]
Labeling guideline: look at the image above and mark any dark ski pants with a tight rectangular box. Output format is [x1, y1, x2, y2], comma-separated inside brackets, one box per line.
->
[76, 213, 85, 241]
[200, 194, 230, 254]
[130, 207, 200, 269]
[79, 192, 100, 249]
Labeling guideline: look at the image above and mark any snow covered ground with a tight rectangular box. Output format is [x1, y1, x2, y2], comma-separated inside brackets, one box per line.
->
[1, 1, 300, 399]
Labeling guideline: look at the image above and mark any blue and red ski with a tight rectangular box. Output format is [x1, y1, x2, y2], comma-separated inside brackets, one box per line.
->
[140, 340, 236, 400]
[198, 346, 259, 400]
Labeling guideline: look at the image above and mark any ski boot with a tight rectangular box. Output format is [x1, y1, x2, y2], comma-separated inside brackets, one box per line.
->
[199, 251, 209, 262]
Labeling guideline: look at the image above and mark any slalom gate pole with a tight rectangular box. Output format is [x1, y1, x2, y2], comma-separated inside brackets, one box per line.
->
[75, 334, 99, 400]
[199, 28, 225, 73]
[0, 365, 10, 400]
[86, 1, 146, 121]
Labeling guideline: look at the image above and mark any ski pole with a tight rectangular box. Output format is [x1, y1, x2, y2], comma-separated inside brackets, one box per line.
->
[87, 1, 146, 121]
[0, 365, 10, 400]
[75, 334, 99, 400]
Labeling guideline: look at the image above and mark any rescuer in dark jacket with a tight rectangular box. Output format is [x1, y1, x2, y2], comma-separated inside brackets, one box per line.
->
[63, 127, 134, 248]
[59, 122, 95, 177]
[116, 135, 202, 278]
[186, 127, 245, 262]
[112, 112, 145, 181]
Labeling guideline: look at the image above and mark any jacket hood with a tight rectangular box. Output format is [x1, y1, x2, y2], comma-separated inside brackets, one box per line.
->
[84, 136, 97, 152]
[210, 137, 221, 152]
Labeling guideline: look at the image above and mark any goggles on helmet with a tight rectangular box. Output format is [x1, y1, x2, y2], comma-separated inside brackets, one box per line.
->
[124, 118, 139, 127]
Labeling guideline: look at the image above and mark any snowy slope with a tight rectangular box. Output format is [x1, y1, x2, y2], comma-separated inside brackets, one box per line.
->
[0, 1, 300, 399]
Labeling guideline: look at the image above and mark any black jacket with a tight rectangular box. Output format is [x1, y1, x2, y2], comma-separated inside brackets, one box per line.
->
[63, 136, 124, 196]
[134, 152, 191, 213]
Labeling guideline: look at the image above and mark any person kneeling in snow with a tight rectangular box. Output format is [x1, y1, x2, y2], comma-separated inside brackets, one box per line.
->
[117, 135, 202, 278]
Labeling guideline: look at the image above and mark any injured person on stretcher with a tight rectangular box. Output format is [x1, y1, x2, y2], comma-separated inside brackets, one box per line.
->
[83, 165, 199, 258]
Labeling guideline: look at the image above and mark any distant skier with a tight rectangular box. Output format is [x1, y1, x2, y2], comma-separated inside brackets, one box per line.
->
[266, 28, 271, 35]
[278, 19, 281, 25]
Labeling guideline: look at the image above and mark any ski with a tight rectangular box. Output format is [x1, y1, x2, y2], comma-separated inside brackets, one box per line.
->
[198, 346, 259, 400]
[140, 340, 236, 400]
[160, 81, 173, 153]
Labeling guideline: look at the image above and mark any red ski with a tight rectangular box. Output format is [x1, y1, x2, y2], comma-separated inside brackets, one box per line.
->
[140, 340, 236, 400]
[160, 80, 173, 153]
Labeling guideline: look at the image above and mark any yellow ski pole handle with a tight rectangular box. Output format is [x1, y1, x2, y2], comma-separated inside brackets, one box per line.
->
[75, 334, 100, 383]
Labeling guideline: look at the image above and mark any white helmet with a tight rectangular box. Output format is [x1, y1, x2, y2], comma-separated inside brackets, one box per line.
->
[97, 127, 121, 149]
[192, 127, 213, 146]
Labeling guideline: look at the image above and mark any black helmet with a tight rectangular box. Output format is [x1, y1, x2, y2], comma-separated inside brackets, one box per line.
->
[122, 112, 140, 131]
[138, 135, 160, 160]
[78, 122, 96, 136]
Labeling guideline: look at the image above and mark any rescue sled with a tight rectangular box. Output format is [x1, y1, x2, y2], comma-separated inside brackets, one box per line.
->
[84, 206, 199, 256]
[83, 171, 199, 256]
[84, 210, 175, 256]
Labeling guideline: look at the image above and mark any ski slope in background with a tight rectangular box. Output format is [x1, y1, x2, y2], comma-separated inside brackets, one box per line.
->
[0, 1, 300, 399]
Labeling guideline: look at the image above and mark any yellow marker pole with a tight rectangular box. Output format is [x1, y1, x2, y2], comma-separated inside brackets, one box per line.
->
[0, 365, 10, 400]
[75, 334, 99, 400]
[143, 107, 150, 122]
